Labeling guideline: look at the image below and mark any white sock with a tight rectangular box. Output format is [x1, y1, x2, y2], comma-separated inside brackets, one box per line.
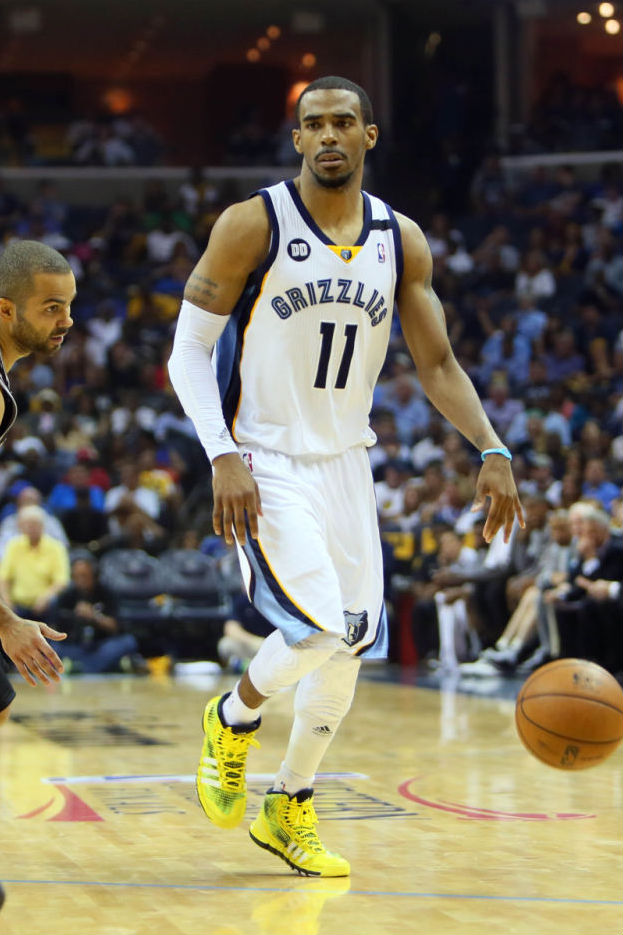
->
[272, 763, 314, 796]
[222, 682, 260, 727]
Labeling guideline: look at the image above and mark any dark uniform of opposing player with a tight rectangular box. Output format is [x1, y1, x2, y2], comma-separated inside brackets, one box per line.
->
[0, 351, 18, 718]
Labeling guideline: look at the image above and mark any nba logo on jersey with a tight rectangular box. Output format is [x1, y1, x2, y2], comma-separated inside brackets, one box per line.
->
[287, 238, 311, 261]
[377, 243, 386, 263]
[343, 610, 369, 646]
[340, 248, 352, 261]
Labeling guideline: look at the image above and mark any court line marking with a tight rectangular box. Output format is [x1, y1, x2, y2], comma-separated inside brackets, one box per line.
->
[41, 771, 369, 785]
[1, 880, 620, 905]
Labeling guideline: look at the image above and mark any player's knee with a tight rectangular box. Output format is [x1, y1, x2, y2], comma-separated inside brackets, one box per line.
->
[295, 654, 361, 727]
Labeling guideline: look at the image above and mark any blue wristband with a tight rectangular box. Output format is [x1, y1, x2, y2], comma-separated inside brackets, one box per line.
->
[481, 447, 512, 462]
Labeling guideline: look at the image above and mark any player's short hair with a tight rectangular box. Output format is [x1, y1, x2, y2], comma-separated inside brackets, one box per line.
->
[295, 76, 374, 126]
[0, 240, 71, 309]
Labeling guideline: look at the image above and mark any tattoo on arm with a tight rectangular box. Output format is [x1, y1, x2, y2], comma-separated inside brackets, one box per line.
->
[185, 273, 220, 305]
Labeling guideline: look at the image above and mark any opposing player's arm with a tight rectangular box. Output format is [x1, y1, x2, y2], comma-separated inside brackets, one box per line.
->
[0, 393, 67, 686]
[395, 213, 524, 542]
[169, 196, 271, 545]
[184, 196, 271, 314]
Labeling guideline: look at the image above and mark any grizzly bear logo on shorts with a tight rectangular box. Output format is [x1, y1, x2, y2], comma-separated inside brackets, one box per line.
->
[343, 610, 369, 646]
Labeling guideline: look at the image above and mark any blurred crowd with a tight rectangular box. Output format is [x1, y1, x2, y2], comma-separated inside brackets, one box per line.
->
[510, 75, 622, 155]
[0, 102, 166, 168]
[65, 113, 165, 167]
[372, 154, 622, 678]
[0, 138, 620, 678]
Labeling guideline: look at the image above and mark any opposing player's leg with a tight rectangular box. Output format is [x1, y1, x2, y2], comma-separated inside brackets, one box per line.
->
[250, 649, 360, 876]
[0, 667, 16, 727]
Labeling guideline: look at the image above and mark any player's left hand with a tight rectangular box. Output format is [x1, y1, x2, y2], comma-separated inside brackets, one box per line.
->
[0, 618, 66, 687]
[471, 456, 525, 544]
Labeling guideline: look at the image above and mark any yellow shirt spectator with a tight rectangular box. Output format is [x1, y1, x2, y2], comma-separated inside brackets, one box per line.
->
[0, 532, 70, 609]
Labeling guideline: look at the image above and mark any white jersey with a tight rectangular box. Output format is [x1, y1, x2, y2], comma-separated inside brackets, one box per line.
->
[215, 179, 403, 457]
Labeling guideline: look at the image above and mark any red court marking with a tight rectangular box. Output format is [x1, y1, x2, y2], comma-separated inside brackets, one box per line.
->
[17, 797, 56, 820]
[17, 785, 103, 822]
[398, 778, 595, 822]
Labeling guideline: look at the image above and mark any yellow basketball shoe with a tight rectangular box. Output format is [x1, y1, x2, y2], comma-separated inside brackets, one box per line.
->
[196, 694, 260, 829]
[249, 789, 350, 877]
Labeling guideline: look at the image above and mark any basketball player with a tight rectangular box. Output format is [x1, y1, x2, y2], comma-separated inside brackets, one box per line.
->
[168, 76, 524, 877]
[0, 240, 75, 729]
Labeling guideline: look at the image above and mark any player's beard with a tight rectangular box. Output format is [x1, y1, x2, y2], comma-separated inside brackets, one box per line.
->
[13, 312, 64, 356]
[309, 162, 355, 190]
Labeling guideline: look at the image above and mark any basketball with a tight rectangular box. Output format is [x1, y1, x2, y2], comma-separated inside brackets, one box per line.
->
[515, 658, 623, 770]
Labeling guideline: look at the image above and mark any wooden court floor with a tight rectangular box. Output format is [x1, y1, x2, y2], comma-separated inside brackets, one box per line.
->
[0, 667, 621, 935]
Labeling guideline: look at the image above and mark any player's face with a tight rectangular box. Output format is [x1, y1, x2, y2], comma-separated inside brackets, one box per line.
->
[12, 271, 75, 356]
[293, 89, 378, 189]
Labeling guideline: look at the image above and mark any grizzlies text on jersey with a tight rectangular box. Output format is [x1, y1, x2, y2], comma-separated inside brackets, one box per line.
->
[215, 179, 403, 457]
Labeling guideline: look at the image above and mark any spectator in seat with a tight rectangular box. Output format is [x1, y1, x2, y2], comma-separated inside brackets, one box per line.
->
[60, 487, 109, 552]
[462, 508, 572, 674]
[515, 250, 556, 302]
[104, 461, 160, 522]
[0, 485, 68, 555]
[55, 558, 142, 674]
[47, 463, 106, 516]
[581, 458, 620, 513]
[482, 375, 524, 438]
[548, 508, 623, 672]
[543, 330, 586, 384]
[374, 459, 414, 527]
[0, 506, 70, 622]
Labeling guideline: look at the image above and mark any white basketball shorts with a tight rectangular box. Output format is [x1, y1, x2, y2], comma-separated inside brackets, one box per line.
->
[236, 443, 388, 659]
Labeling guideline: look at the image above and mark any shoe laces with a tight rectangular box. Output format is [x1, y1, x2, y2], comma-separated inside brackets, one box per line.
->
[285, 800, 324, 853]
[216, 729, 259, 790]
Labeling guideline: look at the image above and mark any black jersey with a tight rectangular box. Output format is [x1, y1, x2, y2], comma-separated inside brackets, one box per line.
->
[0, 352, 18, 711]
[0, 352, 17, 446]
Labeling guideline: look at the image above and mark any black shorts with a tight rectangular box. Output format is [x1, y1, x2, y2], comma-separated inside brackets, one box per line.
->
[0, 665, 16, 712]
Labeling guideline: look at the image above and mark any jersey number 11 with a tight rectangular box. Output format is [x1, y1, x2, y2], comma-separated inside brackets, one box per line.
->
[314, 322, 357, 390]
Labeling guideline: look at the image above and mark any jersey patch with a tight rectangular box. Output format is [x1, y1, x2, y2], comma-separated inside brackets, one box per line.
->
[327, 245, 363, 263]
[343, 610, 369, 647]
[287, 238, 311, 261]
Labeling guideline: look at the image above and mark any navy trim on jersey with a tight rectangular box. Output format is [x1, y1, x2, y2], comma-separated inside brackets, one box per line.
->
[216, 285, 254, 431]
[386, 204, 404, 296]
[285, 179, 372, 247]
[243, 527, 323, 632]
[256, 189, 280, 273]
[354, 604, 388, 658]
[216, 189, 280, 431]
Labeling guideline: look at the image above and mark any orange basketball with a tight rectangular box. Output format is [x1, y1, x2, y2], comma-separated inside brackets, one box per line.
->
[515, 658, 623, 770]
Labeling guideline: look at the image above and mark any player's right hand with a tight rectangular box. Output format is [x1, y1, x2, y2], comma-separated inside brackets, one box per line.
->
[212, 452, 262, 546]
[0, 618, 66, 687]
